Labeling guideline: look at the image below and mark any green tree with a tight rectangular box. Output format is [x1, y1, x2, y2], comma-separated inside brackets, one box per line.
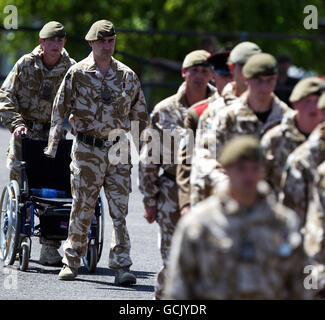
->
[1, 0, 325, 108]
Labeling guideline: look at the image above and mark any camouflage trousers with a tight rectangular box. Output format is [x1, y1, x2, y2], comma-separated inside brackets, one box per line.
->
[62, 139, 133, 269]
[155, 175, 180, 300]
[7, 130, 60, 249]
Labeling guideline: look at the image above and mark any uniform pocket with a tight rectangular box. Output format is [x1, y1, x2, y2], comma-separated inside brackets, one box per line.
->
[74, 81, 101, 121]
[116, 163, 133, 193]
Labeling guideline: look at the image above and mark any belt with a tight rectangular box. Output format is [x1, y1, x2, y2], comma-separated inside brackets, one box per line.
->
[77, 132, 120, 149]
[25, 119, 51, 131]
[162, 170, 176, 182]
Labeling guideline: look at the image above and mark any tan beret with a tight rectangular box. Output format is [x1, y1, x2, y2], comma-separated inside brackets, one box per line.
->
[85, 20, 116, 41]
[228, 41, 261, 65]
[243, 53, 277, 79]
[39, 21, 66, 39]
[289, 77, 325, 103]
[182, 50, 210, 69]
[218, 135, 262, 167]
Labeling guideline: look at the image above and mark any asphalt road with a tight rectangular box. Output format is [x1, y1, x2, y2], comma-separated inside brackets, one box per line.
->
[0, 128, 162, 300]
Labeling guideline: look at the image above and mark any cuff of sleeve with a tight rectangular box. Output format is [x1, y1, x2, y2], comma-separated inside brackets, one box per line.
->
[11, 121, 26, 133]
[143, 197, 157, 208]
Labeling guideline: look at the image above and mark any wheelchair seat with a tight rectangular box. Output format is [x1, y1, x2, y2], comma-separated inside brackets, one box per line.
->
[21, 138, 73, 199]
[30, 196, 73, 205]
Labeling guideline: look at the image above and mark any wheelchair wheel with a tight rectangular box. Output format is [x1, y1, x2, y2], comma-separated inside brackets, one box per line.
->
[19, 241, 29, 271]
[96, 195, 104, 263]
[0, 181, 21, 266]
[83, 242, 97, 273]
[82, 195, 104, 272]
[87, 244, 97, 273]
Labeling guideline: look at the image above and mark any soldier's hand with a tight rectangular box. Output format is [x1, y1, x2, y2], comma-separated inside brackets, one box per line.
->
[180, 204, 190, 216]
[143, 206, 157, 224]
[13, 125, 28, 139]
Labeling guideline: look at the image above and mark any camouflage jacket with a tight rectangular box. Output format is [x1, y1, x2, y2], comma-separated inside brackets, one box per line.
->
[281, 122, 325, 222]
[183, 91, 219, 137]
[44, 53, 149, 158]
[165, 187, 311, 300]
[176, 82, 237, 210]
[261, 110, 307, 197]
[190, 91, 293, 206]
[139, 82, 216, 207]
[198, 81, 238, 131]
[0, 45, 75, 133]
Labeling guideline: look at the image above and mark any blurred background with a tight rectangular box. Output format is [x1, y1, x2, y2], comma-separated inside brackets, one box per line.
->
[1, 0, 325, 112]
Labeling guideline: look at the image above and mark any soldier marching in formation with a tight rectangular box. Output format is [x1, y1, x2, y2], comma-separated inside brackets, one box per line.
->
[1, 18, 325, 299]
[139, 49, 215, 299]
[165, 136, 311, 299]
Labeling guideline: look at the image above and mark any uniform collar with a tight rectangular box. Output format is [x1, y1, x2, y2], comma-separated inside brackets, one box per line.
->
[31, 45, 71, 72]
[176, 82, 217, 109]
[279, 110, 307, 142]
[308, 122, 325, 145]
[84, 52, 117, 76]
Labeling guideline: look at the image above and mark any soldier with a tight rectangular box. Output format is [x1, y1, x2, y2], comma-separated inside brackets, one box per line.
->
[304, 157, 325, 299]
[190, 52, 293, 206]
[180, 51, 232, 138]
[0, 21, 75, 266]
[198, 42, 262, 131]
[281, 91, 325, 224]
[261, 77, 325, 197]
[44, 20, 149, 284]
[175, 51, 229, 216]
[165, 135, 311, 300]
[274, 52, 299, 107]
[139, 50, 215, 299]
[208, 50, 233, 94]
[189, 41, 261, 208]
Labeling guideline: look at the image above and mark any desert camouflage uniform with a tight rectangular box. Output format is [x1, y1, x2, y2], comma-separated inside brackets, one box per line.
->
[261, 111, 307, 197]
[0, 45, 75, 248]
[190, 92, 293, 206]
[139, 82, 216, 299]
[281, 122, 325, 223]
[44, 52, 149, 269]
[198, 81, 238, 131]
[0, 45, 75, 182]
[165, 186, 312, 300]
[304, 161, 325, 297]
[176, 81, 237, 210]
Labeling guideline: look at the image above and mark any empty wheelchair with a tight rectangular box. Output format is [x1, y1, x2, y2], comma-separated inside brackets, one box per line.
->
[0, 138, 104, 272]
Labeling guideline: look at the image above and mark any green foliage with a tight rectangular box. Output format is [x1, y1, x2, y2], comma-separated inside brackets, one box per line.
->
[1, 0, 325, 107]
